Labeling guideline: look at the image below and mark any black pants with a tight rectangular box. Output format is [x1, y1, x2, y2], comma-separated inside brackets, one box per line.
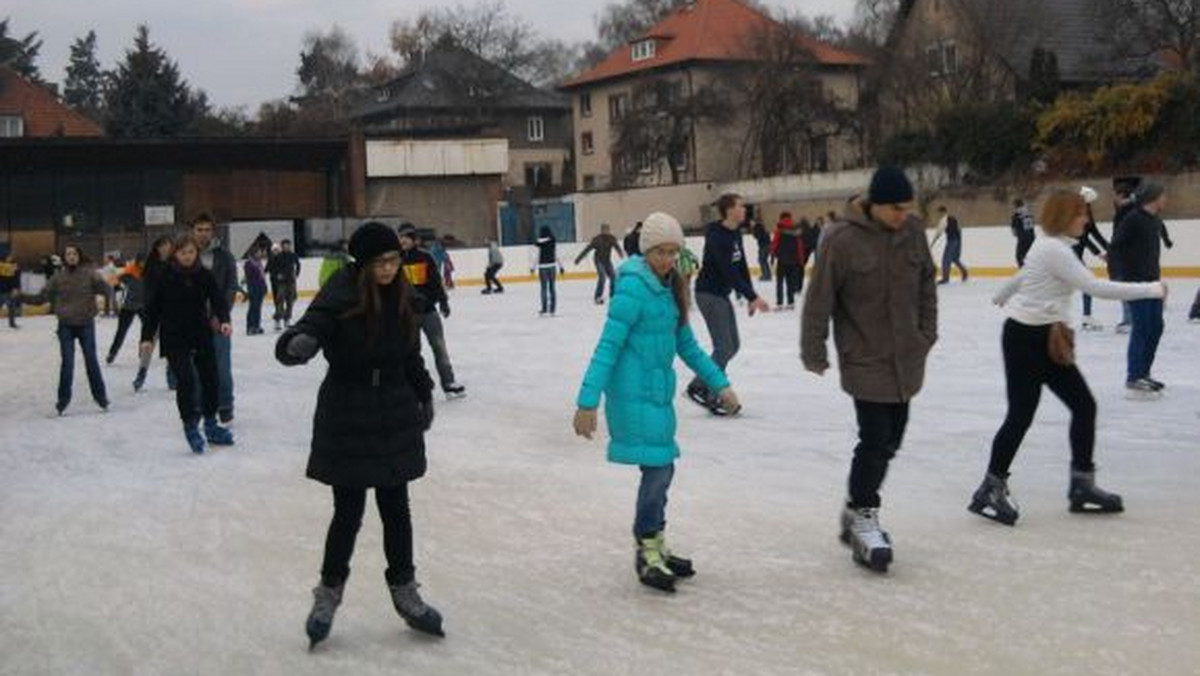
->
[1015, 234, 1035, 267]
[988, 319, 1097, 477]
[165, 346, 219, 425]
[775, 263, 803, 306]
[1191, 287, 1200, 319]
[108, 309, 140, 359]
[484, 263, 504, 291]
[321, 485, 414, 588]
[849, 400, 909, 509]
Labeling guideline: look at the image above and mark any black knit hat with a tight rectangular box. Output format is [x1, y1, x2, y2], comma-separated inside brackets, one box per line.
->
[349, 221, 401, 263]
[868, 165, 915, 205]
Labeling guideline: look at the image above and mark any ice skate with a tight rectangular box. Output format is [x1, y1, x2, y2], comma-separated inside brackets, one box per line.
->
[635, 534, 677, 592]
[305, 581, 344, 650]
[204, 417, 234, 446]
[1125, 379, 1163, 401]
[968, 473, 1020, 526]
[684, 382, 712, 409]
[840, 506, 892, 573]
[388, 580, 444, 637]
[443, 383, 466, 399]
[132, 367, 147, 392]
[1069, 470, 1124, 514]
[183, 422, 205, 454]
[655, 533, 695, 578]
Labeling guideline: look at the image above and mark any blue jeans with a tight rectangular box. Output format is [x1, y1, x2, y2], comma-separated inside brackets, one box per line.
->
[634, 463, 675, 538]
[213, 332, 233, 413]
[593, 260, 615, 301]
[247, 287, 265, 332]
[538, 267, 557, 314]
[1127, 298, 1164, 383]
[57, 321, 107, 409]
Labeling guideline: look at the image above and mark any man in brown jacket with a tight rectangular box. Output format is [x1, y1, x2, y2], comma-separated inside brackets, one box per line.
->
[801, 166, 937, 573]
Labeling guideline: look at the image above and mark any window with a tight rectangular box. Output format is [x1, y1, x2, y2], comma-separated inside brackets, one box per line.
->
[638, 151, 654, 174]
[524, 162, 554, 193]
[0, 116, 24, 138]
[583, 174, 596, 190]
[527, 116, 545, 142]
[580, 93, 592, 117]
[608, 93, 630, 125]
[581, 132, 594, 155]
[926, 40, 958, 77]
[672, 148, 689, 173]
[631, 40, 656, 62]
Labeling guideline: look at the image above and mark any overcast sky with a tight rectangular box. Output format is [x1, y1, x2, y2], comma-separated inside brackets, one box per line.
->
[7, 0, 860, 111]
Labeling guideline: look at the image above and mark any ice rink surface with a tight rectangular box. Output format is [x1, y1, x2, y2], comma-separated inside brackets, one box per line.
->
[2, 277, 1198, 676]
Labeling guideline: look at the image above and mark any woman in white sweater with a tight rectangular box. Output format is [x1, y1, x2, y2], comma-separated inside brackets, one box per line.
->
[970, 190, 1168, 526]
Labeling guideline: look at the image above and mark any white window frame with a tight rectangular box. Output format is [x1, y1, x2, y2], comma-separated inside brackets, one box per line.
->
[0, 115, 24, 138]
[581, 132, 594, 155]
[632, 40, 656, 62]
[638, 151, 654, 174]
[580, 93, 592, 118]
[527, 115, 545, 142]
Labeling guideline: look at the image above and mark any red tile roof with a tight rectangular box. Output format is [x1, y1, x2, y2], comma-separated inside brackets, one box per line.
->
[0, 66, 103, 137]
[562, 0, 868, 89]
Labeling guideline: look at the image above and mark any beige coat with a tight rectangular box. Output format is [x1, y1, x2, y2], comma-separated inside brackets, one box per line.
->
[801, 207, 938, 403]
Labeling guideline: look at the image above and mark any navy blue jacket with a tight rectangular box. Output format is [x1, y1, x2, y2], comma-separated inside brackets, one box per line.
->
[694, 221, 758, 301]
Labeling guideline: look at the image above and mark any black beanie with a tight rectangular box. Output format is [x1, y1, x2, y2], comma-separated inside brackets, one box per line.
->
[349, 221, 401, 263]
[868, 165, 915, 205]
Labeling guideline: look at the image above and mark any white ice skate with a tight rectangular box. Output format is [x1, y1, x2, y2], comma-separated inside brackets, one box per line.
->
[839, 506, 892, 573]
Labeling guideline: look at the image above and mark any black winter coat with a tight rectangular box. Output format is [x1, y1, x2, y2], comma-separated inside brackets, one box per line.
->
[141, 263, 230, 352]
[1110, 207, 1164, 283]
[276, 267, 435, 487]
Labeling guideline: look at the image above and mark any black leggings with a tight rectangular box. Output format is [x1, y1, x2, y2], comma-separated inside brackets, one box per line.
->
[775, 264, 803, 306]
[165, 346, 219, 424]
[321, 485, 414, 588]
[988, 319, 1097, 477]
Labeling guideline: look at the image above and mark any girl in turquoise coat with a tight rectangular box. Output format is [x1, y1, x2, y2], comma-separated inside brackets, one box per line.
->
[573, 212, 741, 593]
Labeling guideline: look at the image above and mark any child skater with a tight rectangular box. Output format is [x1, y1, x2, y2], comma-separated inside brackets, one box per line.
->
[139, 234, 234, 454]
[573, 212, 741, 593]
[276, 222, 443, 649]
[970, 189, 1168, 525]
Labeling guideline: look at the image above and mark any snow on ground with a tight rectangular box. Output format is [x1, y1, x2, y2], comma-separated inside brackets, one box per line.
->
[1, 277, 1198, 676]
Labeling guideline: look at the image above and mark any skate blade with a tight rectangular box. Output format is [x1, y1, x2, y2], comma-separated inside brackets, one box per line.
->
[405, 618, 446, 637]
[852, 549, 891, 573]
[968, 501, 1018, 526]
[638, 578, 677, 593]
[1069, 502, 1124, 514]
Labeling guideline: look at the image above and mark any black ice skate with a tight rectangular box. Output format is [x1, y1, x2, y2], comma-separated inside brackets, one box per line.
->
[635, 534, 677, 592]
[840, 506, 892, 573]
[443, 383, 466, 399]
[968, 473, 1020, 526]
[1068, 470, 1124, 514]
[388, 580, 445, 637]
[305, 581, 344, 650]
[684, 382, 711, 409]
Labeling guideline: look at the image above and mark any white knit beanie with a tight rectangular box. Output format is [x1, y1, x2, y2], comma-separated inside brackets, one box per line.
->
[638, 212, 685, 253]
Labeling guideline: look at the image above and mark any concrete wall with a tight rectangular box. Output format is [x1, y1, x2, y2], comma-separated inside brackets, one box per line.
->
[366, 176, 502, 245]
[279, 220, 1200, 296]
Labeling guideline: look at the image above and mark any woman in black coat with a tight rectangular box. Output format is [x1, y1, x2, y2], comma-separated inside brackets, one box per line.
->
[140, 234, 233, 453]
[276, 221, 443, 650]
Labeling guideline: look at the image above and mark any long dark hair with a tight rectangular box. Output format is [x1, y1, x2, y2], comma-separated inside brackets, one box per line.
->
[342, 260, 418, 349]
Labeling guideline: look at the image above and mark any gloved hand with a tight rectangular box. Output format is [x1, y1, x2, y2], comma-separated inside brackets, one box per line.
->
[418, 400, 435, 431]
[286, 332, 320, 360]
[439, 301, 451, 318]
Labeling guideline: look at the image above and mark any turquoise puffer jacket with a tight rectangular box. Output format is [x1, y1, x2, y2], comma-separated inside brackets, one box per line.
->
[577, 256, 730, 467]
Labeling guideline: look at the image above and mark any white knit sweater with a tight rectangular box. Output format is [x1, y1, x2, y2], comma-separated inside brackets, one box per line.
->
[994, 236, 1165, 326]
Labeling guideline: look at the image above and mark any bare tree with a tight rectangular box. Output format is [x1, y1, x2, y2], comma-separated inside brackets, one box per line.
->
[610, 77, 733, 186]
[849, 0, 903, 47]
[726, 15, 862, 177]
[1098, 0, 1200, 72]
[390, 1, 580, 86]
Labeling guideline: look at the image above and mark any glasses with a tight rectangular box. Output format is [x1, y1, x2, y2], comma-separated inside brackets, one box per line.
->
[371, 253, 402, 269]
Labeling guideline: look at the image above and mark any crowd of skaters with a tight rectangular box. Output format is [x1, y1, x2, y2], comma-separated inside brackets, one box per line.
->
[1, 165, 1198, 651]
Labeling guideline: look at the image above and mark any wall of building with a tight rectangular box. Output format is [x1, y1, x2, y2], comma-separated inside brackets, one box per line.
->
[365, 175, 502, 245]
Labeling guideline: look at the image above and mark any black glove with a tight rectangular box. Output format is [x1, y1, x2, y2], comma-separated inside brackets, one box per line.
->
[439, 301, 450, 318]
[285, 332, 320, 360]
[418, 400, 435, 431]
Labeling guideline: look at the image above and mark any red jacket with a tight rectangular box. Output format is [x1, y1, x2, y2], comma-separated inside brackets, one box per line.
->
[770, 218, 806, 266]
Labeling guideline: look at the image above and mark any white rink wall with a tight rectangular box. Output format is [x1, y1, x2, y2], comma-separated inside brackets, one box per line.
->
[292, 220, 1200, 293]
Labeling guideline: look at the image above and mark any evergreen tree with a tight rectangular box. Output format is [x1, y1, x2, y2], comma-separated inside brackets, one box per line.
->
[64, 30, 107, 122]
[0, 18, 44, 83]
[105, 25, 203, 137]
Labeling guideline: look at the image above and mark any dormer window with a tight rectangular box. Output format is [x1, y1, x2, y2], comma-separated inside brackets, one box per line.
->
[632, 40, 656, 62]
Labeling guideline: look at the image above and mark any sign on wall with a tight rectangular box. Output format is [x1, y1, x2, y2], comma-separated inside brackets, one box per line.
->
[143, 205, 176, 226]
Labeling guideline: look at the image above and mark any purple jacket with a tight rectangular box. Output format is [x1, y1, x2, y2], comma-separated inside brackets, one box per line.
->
[244, 258, 267, 293]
